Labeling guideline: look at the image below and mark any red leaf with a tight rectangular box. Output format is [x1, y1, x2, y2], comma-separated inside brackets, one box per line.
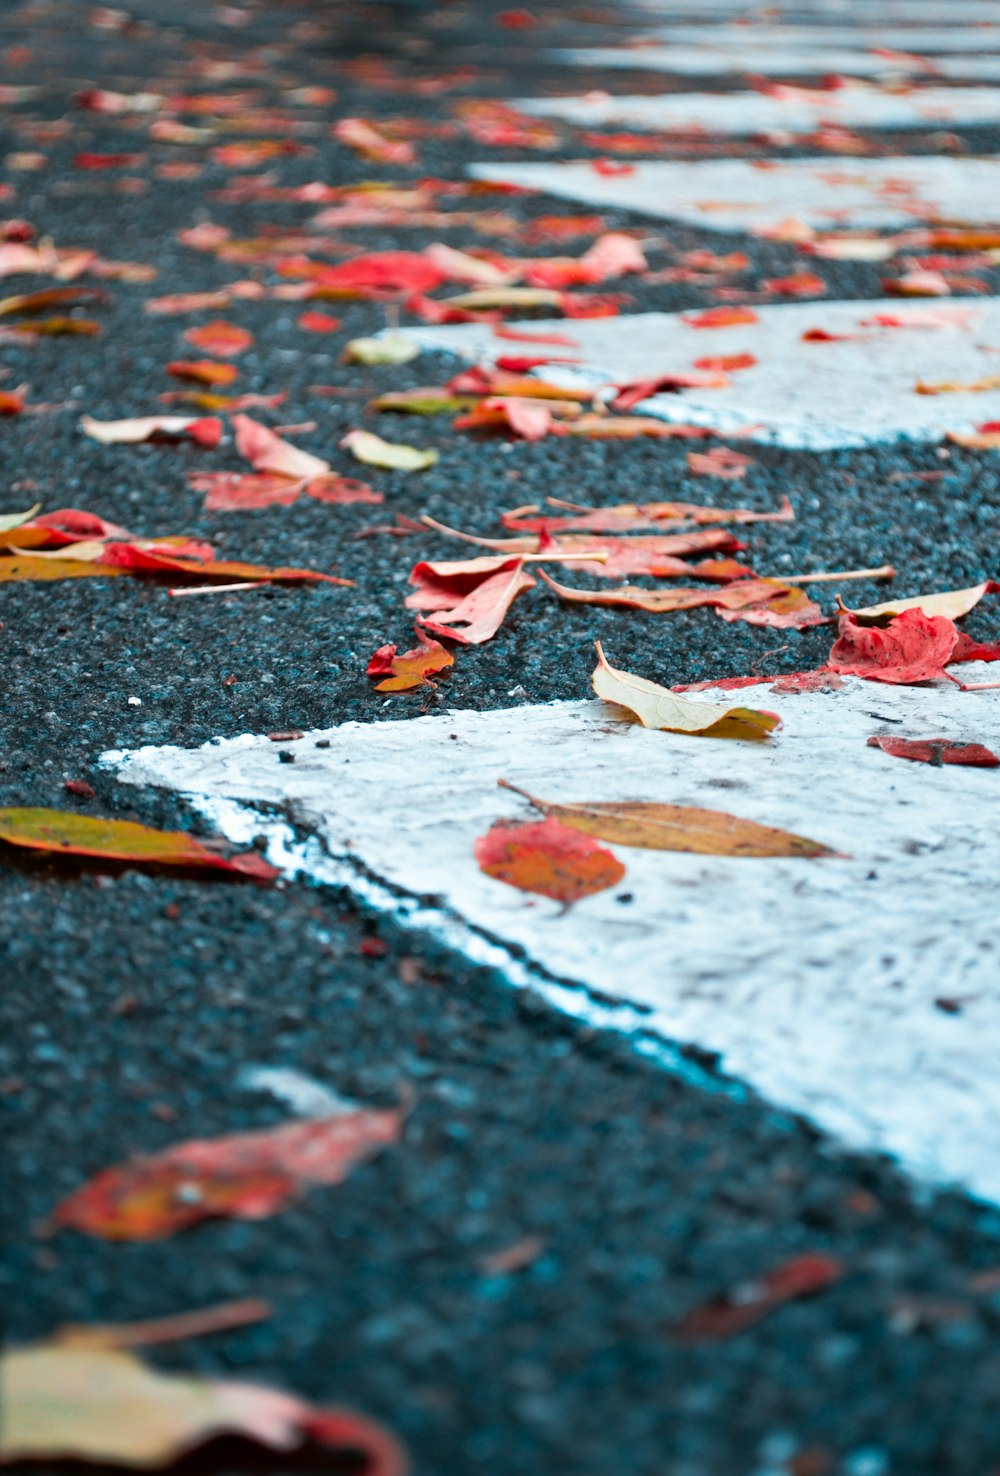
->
[493, 325, 579, 346]
[306, 474, 382, 505]
[407, 555, 536, 645]
[298, 309, 341, 332]
[762, 271, 827, 297]
[475, 815, 625, 905]
[166, 359, 238, 386]
[51, 1106, 406, 1240]
[673, 1254, 842, 1341]
[233, 413, 329, 479]
[317, 250, 443, 296]
[613, 368, 730, 411]
[867, 735, 999, 767]
[827, 610, 961, 685]
[692, 352, 757, 372]
[454, 397, 553, 440]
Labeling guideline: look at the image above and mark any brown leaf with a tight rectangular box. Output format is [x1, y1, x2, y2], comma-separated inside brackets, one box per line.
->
[671, 1254, 842, 1341]
[498, 781, 838, 858]
[867, 735, 999, 767]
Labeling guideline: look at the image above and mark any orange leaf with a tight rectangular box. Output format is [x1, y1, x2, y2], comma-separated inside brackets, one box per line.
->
[475, 815, 625, 905]
[166, 359, 239, 386]
[182, 319, 253, 357]
[51, 1106, 406, 1240]
[683, 306, 758, 329]
[367, 637, 454, 692]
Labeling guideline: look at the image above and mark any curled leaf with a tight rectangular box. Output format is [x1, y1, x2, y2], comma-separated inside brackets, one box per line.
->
[592, 642, 779, 740]
[475, 815, 625, 905]
[79, 414, 222, 448]
[827, 610, 960, 685]
[367, 637, 453, 692]
[843, 582, 994, 624]
[867, 735, 999, 768]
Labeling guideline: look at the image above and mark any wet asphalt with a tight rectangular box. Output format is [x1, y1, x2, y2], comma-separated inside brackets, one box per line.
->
[3, 2, 1000, 1473]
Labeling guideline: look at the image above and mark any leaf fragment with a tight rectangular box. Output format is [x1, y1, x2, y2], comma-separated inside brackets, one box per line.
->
[592, 642, 779, 740]
[182, 319, 253, 357]
[671, 1254, 841, 1341]
[497, 781, 837, 859]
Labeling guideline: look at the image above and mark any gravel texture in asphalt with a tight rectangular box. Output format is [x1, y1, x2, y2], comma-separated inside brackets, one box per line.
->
[3, 3, 1000, 1473]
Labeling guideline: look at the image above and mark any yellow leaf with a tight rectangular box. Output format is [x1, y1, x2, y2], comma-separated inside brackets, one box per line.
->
[0, 504, 41, 533]
[343, 331, 420, 366]
[844, 582, 992, 624]
[498, 781, 838, 859]
[441, 286, 565, 310]
[341, 429, 438, 472]
[0, 808, 276, 879]
[591, 642, 780, 740]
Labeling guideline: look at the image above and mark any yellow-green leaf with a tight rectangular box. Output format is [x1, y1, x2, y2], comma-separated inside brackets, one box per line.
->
[442, 286, 565, 311]
[592, 641, 780, 740]
[0, 808, 276, 879]
[343, 331, 420, 366]
[341, 429, 438, 472]
[0, 504, 41, 534]
[498, 782, 839, 859]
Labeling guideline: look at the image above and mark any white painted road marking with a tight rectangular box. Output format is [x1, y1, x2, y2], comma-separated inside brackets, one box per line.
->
[470, 155, 1000, 234]
[408, 298, 1000, 451]
[644, 23, 1000, 52]
[513, 86, 1000, 137]
[559, 46, 1000, 82]
[109, 677, 1000, 1204]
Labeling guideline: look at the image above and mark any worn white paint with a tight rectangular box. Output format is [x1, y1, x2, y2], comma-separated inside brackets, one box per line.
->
[635, 0, 1000, 17]
[645, 23, 1000, 52]
[406, 298, 1000, 451]
[513, 86, 1000, 137]
[559, 46, 1000, 81]
[469, 155, 1000, 234]
[109, 677, 1000, 1204]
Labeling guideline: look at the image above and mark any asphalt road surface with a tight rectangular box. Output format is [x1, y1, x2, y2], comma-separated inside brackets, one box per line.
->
[4, 2, 1000, 1473]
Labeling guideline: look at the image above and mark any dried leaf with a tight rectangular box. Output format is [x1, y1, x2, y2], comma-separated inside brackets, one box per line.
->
[0, 1343, 406, 1474]
[454, 397, 554, 440]
[0, 285, 104, 317]
[683, 306, 758, 329]
[166, 359, 239, 386]
[233, 413, 329, 479]
[592, 643, 779, 740]
[0, 808, 277, 879]
[79, 414, 222, 448]
[51, 1105, 405, 1240]
[844, 582, 993, 624]
[502, 496, 793, 535]
[368, 637, 453, 692]
[341, 428, 438, 472]
[867, 735, 999, 768]
[827, 610, 961, 685]
[0, 316, 102, 337]
[182, 320, 253, 357]
[369, 387, 477, 415]
[475, 815, 625, 905]
[686, 447, 755, 480]
[498, 782, 837, 859]
[412, 557, 536, 645]
[672, 1254, 842, 1341]
[442, 286, 565, 311]
[539, 570, 825, 629]
[343, 331, 420, 366]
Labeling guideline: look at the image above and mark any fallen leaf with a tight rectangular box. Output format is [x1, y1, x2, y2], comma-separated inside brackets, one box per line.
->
[844, 582, 993, 624]
[0, 316, 102, 337]
[52, 1103, 406, 1241]
[0, 1343, 406, 1474]
[867, 735, 999, 767]
[498, 781, 837, 858]
[343, 331, 420, 366]
[683, 306, 759, 329]
[233, 413, 329, 479]
[333, 115, 415, 165]
[369, 387, 477, 415]
[475, 815, 625, 905]
[613, 368, 731, 412]
[686, 447, 754, 480]
[692, 352, 757, 372]
[298, 309, 341, 332]
[827, 610, 961, 684]
[182, 320, 253, 357]
[79, 414, 223, 448]
[368, 636, 454, 692]
[441, 286, 565, 311]
[166, 359, 238, 386]
[454, 397, 554, 440]
[762, 271, 827, 297]
[411, 556, 535, 645]
[342, 429, 438, 472]
[671, 1254, 842, 1341]
[916, 373, 1000, 395]
[502, 496, 793, 534]
[0, 285, 104, 317]
[0, 809, 277, 879]
[592, 642, 779, 740]
[539, 570, 825, 629]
